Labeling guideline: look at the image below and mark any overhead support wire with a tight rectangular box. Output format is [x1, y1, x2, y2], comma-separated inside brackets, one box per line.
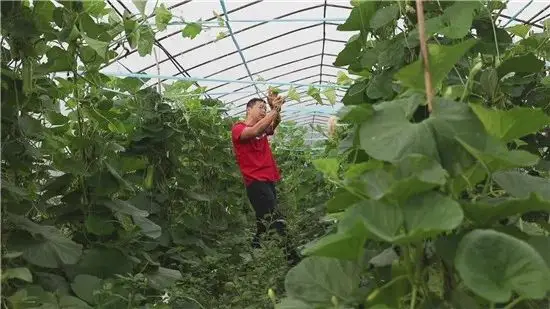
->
[527, 3, 550, 23]
[205, 53, 332, 93]
[219, 0, 263, 97]
[208, 56, 338, 95]
[136, 4, 326, 73]
[317, 0, 328, 129]
[502, 0, 534, 27]
[108, 0, 210, 98]
[105, 1, 262, 68]
[98, 71, 345, 89]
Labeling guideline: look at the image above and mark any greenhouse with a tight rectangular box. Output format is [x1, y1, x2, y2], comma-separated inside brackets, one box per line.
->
[1, 0, 550, 308]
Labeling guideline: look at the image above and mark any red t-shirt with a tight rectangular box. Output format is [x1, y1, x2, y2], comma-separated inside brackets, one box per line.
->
[231, 122, 281, 186]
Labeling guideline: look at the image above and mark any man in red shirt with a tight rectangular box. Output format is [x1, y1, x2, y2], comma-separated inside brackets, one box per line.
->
[231, 92, 298, 264]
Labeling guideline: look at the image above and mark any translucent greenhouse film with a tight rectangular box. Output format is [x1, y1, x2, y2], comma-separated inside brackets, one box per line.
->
[102, 0, 550, 130]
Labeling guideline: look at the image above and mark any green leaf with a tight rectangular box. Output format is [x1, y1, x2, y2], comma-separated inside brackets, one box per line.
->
[340, 191, 463, 244]
[124, 14, 139, 49]
[455, 229, 550, 303]
[506, 24, 531, 38]
[58, 295, 93, 309]
[470, 104, 550, 142]
[493, 170, 550, 200]
[284, 256, 360, 305]
[528, 236, 550, 267]
[83, 0, 108, 17]
[132, 0, 147, 14]
[85, 215, 115, 236]
[395, 39, 477, 91]
[337, 71, 353, 85]
[439, 2, 481, 39]
[182, 22, 202, 39]
[146, 267, 183, 290]
[2, 268, 33, 283]
[275, 298, 313, 309]
[137, 26, 154, 57]
[334, 34, 362, 67]
[463, 193, 550, 225]
[82, 35, 109, 59]
[457, 136, 539, 172]
[287, 86, 300, 102]
[103, 199, 149, 217]
[338, 105, 374, 124]
[337, 1, 377, 32]
[325, 189, 361, 213]
[155, 4, 172, 31]
[307, 86, 323, 104]
[8, 214, 83, 268]
[75, 248, 134, 278]
[71, 275, 102, 304]
[302, 222, 366, 260]
[359, 95, 439, 163]
[370, 4, 398, 30]
[497, 53, 544, 77]
[312, 158, 339, 179]
[132, 216, 162, 239]
[323, 87, 337, 105]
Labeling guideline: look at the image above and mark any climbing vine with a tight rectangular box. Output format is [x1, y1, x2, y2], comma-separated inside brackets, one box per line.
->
[276, 1, 550, 309]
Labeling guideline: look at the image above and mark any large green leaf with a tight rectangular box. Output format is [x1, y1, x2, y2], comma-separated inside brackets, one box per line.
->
[439, 2, 481, 39]
[82, 34, 109, 59]
[132, 215, 162, 239]
[146, 267, 183, 290]
[395, 39, 477, 90]
[470, 104, 550, 142]
[301, 222, 366, 260]
[2, 268, 33, 283]
[275, 298, 313, 309]
[340, 192, 463, 244]
[493, 171, 550, 200]
[359, 95, 439, 163]
[312, 158, 339, 179]
[497, 53, 545, 77]
[463, 193, 550, 225]
[455, 229, 550, 303]
[457, 136, 539, 172]
[8, 214, 82, 268]
[337, 0, 377, 32]
[334, 34, 362, 67]
[370, 4, 398, 30]
[325, 189, 361, 213]
[85, 215, 115, 236]
[73, 248, 134, 278]
[102, 199, 149, 217]
[284, 256, 360, 306]
[344, 154, 448, 203]
[71, 275, 102, 304]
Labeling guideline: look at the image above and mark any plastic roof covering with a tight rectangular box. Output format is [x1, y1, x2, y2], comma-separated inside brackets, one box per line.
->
[102, 0, 550, 131]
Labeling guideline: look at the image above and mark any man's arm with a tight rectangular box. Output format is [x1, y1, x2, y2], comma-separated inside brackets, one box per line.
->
[239, 105, 281, 141]
[266, 112, 281, 135]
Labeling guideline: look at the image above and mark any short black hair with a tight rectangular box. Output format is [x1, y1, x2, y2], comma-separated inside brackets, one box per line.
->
[246, 98, 266, 109]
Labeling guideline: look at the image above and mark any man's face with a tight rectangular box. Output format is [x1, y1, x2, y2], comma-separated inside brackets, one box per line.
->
[249, 101, 267, 121]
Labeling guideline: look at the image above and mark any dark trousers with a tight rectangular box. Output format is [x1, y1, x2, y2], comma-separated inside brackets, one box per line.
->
[246, 181, 299, 264]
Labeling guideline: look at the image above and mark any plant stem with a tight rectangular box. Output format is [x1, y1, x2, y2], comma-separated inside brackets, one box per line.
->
[409, 285, 418, 309]
[415, 0, 434, 113]
[503, 297, 525, 309]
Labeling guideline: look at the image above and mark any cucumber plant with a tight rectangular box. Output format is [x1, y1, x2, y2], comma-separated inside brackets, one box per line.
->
[276, 1, 550, 309]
